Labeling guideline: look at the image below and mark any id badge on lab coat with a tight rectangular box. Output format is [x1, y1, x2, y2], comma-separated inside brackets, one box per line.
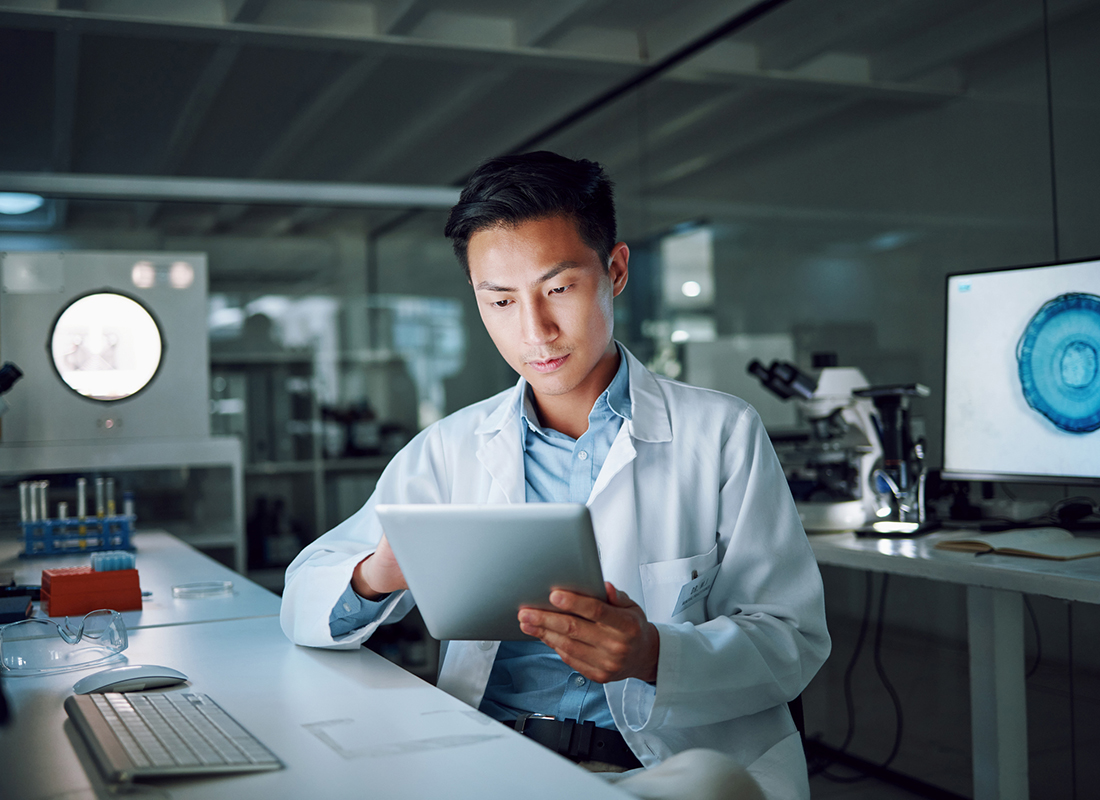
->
[671, 563, 720, 617]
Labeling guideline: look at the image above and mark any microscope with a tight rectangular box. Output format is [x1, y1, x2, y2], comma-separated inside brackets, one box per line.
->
[0, 361, 23, 419]
[748, 357, 933, 536]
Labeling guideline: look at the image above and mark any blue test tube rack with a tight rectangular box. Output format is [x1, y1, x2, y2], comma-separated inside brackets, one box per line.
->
[21, 515, 136, 558]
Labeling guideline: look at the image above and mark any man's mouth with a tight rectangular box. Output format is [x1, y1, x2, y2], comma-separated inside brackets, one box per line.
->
[527, 354, 569, 373]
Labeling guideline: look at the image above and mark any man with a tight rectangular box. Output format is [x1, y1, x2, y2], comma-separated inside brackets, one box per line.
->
[280, 152, 830, 799]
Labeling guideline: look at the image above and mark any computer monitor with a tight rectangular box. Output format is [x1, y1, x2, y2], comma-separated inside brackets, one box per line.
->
[942, 257, 1100, 484]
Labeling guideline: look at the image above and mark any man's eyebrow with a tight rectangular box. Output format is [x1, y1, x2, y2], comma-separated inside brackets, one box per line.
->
[474, 262, 580, 292]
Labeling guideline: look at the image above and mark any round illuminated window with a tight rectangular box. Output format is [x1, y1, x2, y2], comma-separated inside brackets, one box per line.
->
[50, 292, 163, 401]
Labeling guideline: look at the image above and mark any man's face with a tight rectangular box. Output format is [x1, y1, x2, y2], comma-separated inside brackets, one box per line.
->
[467, 215, 628, 405]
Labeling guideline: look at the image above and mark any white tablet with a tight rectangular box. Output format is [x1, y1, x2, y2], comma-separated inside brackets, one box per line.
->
[375, 503, 606, 641]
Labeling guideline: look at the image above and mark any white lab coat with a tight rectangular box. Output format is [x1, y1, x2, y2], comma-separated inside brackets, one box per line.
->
[281, 347, 830, 799]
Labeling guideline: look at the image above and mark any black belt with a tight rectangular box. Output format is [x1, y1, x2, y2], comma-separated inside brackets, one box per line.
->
[512, 714, 642, 769]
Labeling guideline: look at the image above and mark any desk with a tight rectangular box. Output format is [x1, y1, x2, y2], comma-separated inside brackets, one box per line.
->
[1, 616, 629, 800]
[0, 530, 281, 628]
[0, 533, 629, 800]
[810, 529, 1100, 800]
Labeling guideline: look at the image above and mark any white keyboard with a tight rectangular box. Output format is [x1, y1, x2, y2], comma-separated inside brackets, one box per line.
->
[65, 691, 283, 782]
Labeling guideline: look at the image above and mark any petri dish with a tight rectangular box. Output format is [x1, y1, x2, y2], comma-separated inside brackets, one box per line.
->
[172, 581, 234, 599]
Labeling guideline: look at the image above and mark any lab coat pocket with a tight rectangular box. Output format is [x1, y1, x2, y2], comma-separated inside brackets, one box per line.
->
[639, 544, 719, 625]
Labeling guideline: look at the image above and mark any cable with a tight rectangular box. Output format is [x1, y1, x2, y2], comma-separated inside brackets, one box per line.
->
[368, 0, 796, 242]
[1041, 0, 1061, 262]
[813, 573, 906, 783]
[1067, 603, 1077, 800]
[872, 574, 904, 770]
[808, 571, 874, 782]
[505, 0, 795, 157]
[1024, 596, 1042, 679]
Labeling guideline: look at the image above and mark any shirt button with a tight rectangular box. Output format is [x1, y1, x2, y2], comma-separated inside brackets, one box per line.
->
[577, 451, 589, 461]
[478, 640, 494, 651]
[342, 602, 352, 613]
[574, 676, 586, 686]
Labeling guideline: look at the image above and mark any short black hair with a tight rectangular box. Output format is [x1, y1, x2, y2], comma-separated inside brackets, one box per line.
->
[444, 151, 617, 279]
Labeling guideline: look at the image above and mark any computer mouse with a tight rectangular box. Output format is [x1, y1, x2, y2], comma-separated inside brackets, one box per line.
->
[73, 664, 189, 694]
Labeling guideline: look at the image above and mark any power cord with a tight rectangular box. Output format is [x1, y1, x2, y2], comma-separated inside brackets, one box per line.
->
[872, 574, 904, 770]
[809, 572, 904, 782]
[1067, 602, 1077, 800]
[1024, 596, 1042, 678]
[808, 572, 873, 781]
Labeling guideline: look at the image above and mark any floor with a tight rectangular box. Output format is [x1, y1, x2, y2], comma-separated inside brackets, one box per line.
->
[802, 592, 1100, 799]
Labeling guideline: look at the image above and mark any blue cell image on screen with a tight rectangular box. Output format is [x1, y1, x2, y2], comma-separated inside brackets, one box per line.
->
[1017, 292, 1100, 434]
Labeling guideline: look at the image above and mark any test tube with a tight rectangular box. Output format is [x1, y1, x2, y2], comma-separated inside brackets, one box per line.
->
[37, 480, 49, 522]
[28, 482, 39, 522]
[77, 477, 88, 519]
[58, 501, 69, 520]
[106, 478, 116, 516]
[123, 491, 135, 519]
[19, 481, 30, 522]
[95, 477, 106, 518]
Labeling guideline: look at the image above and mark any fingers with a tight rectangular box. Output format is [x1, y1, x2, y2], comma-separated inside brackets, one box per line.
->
[549, 584, 637, 621]
[520, 613, 631, 683]
[516, 583, 658, 683]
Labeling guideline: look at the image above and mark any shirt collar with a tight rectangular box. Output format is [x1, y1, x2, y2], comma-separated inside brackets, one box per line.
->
[518, 343, 632, 442]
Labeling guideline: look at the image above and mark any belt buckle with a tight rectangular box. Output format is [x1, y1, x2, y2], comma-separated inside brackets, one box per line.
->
[514, 712, 556, 734]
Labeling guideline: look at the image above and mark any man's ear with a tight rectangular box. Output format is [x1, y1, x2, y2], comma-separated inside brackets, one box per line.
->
[609, 242, 629, 297]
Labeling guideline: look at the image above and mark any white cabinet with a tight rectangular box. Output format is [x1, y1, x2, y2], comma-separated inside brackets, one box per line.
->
[0, 438, 245, 572]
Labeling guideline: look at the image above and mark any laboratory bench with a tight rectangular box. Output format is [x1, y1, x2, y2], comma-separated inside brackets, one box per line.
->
[0, 530, 629, 800]
[809, 528, 1100, 800]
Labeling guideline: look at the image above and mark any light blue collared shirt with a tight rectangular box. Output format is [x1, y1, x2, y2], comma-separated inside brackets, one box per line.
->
[328, 348, 632, 730]
[478, 347, 631, 729]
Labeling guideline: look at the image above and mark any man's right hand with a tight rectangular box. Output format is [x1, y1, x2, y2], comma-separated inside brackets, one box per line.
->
[351, 535, 408, 599]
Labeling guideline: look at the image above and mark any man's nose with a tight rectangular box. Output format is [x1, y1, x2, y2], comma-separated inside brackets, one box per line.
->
[521, 300, 557, 344]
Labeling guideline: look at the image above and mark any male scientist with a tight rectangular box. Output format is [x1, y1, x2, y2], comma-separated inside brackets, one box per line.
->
[280, 151, 830, 799]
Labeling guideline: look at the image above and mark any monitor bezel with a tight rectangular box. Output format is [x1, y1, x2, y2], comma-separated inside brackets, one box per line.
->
[940, 255, 1100, 487]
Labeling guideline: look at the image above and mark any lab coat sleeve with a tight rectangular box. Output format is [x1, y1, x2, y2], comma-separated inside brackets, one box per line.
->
[623, 406, 831, 731]
[279, 424, 450, 649]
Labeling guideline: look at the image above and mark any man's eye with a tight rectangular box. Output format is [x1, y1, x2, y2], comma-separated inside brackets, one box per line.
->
[492, 299, 512, 308]
[549, 285, 569, 295]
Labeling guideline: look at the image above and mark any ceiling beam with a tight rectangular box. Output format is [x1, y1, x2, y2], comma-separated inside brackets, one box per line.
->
[641, 194, 1047, 231]
[52, 27, 80, 172]
[345, 68, 513, 183]
[0, 7, 644, 76]
[252, 55, 384, 179]
[380, 0, 431, 36]
[644, 95, 858, 190]
[519, 0, 610, 48]
[0, 171, 460, 207]
[200, 54, 386, 231]
[756, 0, 903, 71]
[873, 0, 1096, 81]
[231, 0, 268, 24]
[135, 41, 241, 227]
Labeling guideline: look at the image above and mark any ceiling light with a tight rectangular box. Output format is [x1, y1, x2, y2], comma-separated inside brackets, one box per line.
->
[169, 261, 195, 289]
[132, 261, 156, 289]
[681, 280, 702, 298]
[0, 193, 46, 215]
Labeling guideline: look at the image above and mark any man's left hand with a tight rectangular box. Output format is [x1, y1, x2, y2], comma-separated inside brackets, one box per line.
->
[518, 582, 659, 684]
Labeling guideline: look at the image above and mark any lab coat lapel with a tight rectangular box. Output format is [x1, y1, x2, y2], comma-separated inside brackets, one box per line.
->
[586, 349, 672, 611]
[474, 384, 525, 505]
[587, 426, 645, 607]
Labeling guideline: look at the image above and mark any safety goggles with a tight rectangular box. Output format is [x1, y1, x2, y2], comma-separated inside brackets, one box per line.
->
[0, 609, 128, 676]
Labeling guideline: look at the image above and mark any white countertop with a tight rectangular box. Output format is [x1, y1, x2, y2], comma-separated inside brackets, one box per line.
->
[1, 530, 282, 627]
[809, 527, 1100, 604]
